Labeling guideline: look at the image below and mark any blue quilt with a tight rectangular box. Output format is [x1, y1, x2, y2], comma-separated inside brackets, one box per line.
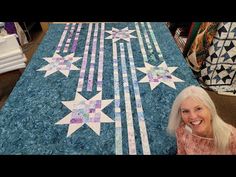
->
[0, 22, 198, 155]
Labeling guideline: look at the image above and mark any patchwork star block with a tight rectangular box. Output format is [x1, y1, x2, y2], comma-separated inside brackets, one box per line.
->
[137, 62, 184, 90]
[37, 53, 81, 77]
[106, 27, 136, 43]
[55, 92, 114, 137]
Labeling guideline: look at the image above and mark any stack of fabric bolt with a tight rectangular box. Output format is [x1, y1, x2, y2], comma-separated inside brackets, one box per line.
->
[0, 33, 27, 74]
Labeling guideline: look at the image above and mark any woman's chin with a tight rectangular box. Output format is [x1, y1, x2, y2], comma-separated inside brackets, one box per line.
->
[192, 127, 205, 136]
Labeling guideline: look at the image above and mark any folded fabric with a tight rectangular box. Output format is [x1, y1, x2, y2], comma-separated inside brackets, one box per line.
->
[0, 34, 26, 74]
[0, 48, 22, 60]
[0, 63, 26, 74]
[0, 53, 26, 65]
[0, 58, 26, 69]
[183, 22, 202, 57]
[4, 22, 16, 34]
[14, 22, 28, 45]
[4, 22, 28, 46]
[186, 22, 220, 72]
[0, 34, 20, 52]
[0, 34, 23, 61]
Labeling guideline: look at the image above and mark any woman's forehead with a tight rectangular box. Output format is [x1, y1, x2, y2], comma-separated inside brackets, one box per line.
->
[181, 97, 205, 108]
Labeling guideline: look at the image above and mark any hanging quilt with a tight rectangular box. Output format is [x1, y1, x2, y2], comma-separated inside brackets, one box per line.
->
[0, 22, 199, 154]
[186, 22, 219, 72]
[200, 22, 236, 95]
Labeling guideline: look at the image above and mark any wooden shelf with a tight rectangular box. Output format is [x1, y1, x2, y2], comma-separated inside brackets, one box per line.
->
[40, 22, 49, 33]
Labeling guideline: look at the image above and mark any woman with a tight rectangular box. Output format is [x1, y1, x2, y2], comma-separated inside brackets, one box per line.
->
[167, 85, 236, 154]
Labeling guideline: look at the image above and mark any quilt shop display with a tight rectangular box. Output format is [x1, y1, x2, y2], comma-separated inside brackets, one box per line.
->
[200, 22, 236, 95]
[0, 22, 198, 154]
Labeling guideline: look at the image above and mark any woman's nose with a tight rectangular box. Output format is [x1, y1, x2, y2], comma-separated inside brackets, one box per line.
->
[189, 111, 198, 119]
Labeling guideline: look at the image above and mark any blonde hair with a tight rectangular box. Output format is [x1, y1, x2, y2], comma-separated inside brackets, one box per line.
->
[167, 85, 232, 153]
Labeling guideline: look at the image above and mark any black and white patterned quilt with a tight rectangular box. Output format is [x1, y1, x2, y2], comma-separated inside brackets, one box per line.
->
[200, 22, 236, 95]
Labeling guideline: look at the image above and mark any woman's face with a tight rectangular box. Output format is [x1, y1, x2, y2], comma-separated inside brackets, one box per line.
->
[180, 97, 213, 138]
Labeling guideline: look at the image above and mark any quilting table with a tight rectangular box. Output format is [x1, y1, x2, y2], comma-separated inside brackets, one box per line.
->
[0, 22, 199, 154]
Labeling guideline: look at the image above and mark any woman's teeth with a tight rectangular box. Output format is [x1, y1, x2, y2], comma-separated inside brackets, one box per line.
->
[191, 120, 202, 125]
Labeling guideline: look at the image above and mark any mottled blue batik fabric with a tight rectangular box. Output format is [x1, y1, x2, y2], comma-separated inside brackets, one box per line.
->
[0, 22, 198, 154]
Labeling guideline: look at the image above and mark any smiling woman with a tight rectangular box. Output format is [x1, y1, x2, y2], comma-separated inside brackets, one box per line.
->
[180, 97, 213, 138]
[167, 85, 236, 154]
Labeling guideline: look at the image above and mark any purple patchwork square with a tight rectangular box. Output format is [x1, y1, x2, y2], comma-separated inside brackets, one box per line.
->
[93, 117, 100, 122]
[70, 118, 83, 124]
[89, 108, 95, 113]
[95, 100, 101, 108]
[115, 100, 120, 107]
[148, 74, 153, 81]
[153, 78, 159, 82]
[95, 113, 100, 118]
[167, 75, 172, 79]
[71, 110, 80, 118]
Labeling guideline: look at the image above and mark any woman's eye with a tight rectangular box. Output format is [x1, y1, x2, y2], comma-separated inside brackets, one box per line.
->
[196, 107, 202, 111]
[182, 110, 188, 113]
